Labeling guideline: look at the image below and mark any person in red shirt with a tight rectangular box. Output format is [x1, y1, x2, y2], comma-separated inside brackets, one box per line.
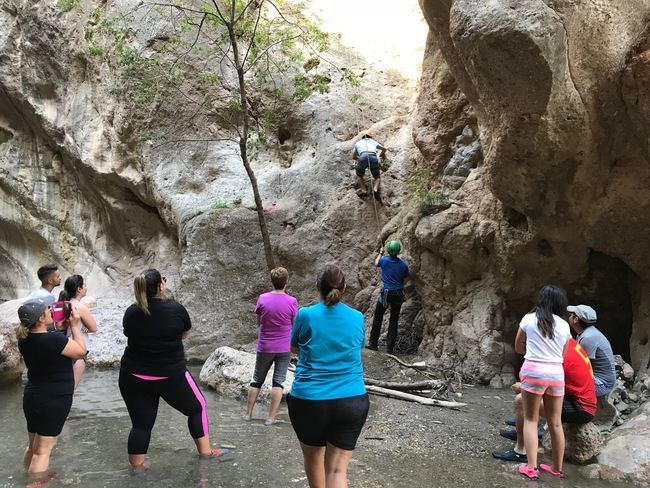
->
[493, 338, 597, 462]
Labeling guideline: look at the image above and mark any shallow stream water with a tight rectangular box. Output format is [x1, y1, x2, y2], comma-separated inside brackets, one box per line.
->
[0, 368, 630, 488]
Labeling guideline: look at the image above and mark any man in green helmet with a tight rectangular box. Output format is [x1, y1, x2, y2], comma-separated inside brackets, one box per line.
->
[367, 240, 410, 354]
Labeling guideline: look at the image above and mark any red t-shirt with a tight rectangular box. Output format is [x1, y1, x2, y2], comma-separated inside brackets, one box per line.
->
[563, 338, 597, 415]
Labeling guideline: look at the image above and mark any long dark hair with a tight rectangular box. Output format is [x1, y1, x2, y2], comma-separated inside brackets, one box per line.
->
[317, 264, 345, 306]
[59, 275, 84, 301]
[534, 285, 567, 339]
[134, 269, 163, 315]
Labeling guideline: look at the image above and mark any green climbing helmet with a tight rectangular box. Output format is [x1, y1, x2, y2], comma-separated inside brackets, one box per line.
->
[386, 240, 401, 257]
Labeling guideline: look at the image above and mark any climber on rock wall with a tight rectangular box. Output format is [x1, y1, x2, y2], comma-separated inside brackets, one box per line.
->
[367, 240, 410, 354]
[352, 130, 387, 202]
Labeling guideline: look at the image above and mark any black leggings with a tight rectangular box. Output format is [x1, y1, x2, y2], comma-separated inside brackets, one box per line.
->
[118, 369, 209, 454]
[369, 290, 404, 352]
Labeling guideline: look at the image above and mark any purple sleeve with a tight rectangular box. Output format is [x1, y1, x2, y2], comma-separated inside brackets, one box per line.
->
[292, 297, 299, 321]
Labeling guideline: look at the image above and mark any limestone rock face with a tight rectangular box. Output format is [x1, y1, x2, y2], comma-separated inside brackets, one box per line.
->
[541, 422, 603, 464]
[199, 346, 294, 400]
[0, 1, 425, 362]
[583, 401, 650, 484]
[405, 0, 650, 380]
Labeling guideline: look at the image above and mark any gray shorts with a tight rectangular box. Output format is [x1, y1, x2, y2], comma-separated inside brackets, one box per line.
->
[250, 352, 291, 389]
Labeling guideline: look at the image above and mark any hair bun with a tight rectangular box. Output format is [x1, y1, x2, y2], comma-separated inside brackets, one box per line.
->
[325, 289, 341, 306]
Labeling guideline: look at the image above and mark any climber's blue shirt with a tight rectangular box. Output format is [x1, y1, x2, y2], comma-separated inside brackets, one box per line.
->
[377, 256, 409, 291]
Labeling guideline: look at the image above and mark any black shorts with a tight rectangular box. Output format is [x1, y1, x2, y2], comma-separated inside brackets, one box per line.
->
[287, 393, 369, 450]
[23, 391, 73, 437]
[356, 154, 380, 178]
[561, 395, 594, 424]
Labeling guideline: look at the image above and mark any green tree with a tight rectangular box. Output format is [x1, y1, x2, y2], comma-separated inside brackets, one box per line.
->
[89, 0, 339, 270]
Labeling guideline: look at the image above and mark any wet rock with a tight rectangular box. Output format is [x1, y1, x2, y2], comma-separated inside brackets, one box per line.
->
[0, 299, 25, 384]
[199, 346, 294, 400]
[541, 422, 603, 464]
[584, 401, 650, 484]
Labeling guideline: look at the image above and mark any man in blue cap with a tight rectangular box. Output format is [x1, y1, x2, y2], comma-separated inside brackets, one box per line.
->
[567, 304, 616, 398]
[367, 240, 409, 354]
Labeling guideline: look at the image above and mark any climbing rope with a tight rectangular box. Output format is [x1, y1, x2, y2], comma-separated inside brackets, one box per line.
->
[346, 74, 383, 250]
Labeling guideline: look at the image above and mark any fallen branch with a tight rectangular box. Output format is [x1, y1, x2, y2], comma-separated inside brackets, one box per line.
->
[365, 385, 467, 408]
[385, 354, 427, 370]
[364, 378, 445, 391]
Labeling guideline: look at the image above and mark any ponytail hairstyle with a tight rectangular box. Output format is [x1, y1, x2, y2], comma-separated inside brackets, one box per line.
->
[534, 285, 568, 339]
[15, 323, 30, 341]
[59, 275, 84, 301]
[134, 269, 163, 316]
[317, 264, 346, 307]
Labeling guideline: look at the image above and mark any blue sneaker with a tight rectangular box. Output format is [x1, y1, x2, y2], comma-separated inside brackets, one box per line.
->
[499, 428, 517, 441]
[504, 417, 516, 426]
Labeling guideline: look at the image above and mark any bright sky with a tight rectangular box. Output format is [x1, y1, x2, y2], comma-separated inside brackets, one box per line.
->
[308, 0, 428, 82]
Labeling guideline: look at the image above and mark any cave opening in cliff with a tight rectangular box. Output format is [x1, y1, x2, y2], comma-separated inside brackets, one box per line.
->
[568, 250, 633, 363]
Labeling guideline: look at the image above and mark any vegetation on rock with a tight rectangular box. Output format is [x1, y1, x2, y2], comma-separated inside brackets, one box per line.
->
[86, 0, 356, 270]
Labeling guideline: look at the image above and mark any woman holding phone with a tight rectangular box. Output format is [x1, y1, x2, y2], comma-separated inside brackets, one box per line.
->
[16, 299, 87, 476]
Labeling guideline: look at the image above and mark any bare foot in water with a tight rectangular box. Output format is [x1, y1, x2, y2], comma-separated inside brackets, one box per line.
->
[200, 448, 230, 459]
[26, 472, 57, 488]
[130, 460, 151, 473]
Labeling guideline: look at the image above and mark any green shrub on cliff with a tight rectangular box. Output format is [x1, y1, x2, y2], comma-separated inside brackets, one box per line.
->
[58, 0, 80, 12]
[408, 170, 450, 215]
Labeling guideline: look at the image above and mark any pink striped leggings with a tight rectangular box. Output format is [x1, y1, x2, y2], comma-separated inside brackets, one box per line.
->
[119, 368, 209, 454]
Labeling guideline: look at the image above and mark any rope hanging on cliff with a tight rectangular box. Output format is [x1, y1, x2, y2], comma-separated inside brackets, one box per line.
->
[347, 78, 383, 250]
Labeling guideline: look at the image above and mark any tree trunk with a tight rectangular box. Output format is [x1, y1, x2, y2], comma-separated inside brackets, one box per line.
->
[227, 16, 276, 271]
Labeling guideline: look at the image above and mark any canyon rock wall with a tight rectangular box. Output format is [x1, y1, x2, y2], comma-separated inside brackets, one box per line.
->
[0, 1, 425, 363]
[406, 0, 650, 383]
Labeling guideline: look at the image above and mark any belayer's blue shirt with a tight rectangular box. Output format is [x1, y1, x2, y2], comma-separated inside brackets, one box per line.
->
[377, 256, 409, 291]
[289, 302, 366, 400]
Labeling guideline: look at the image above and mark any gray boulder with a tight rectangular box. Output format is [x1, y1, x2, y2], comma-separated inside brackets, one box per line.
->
[582, 401, 650, 484]
[199, 346, 294, 400]
[541, 422, 603, 464]
[0, 299, 25, 384]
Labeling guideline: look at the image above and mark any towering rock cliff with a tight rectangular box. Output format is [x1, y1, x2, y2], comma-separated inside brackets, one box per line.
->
[405, 0, 650, 384]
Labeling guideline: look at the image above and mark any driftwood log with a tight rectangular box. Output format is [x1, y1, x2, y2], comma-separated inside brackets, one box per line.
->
[363, 378, 445, 391]
[365, 385, 467, 408]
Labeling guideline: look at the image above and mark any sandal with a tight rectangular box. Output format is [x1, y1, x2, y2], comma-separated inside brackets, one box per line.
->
[356, 191, 368, 198]
[539, 463, 565, 478]
[517, 464, 539, 480]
